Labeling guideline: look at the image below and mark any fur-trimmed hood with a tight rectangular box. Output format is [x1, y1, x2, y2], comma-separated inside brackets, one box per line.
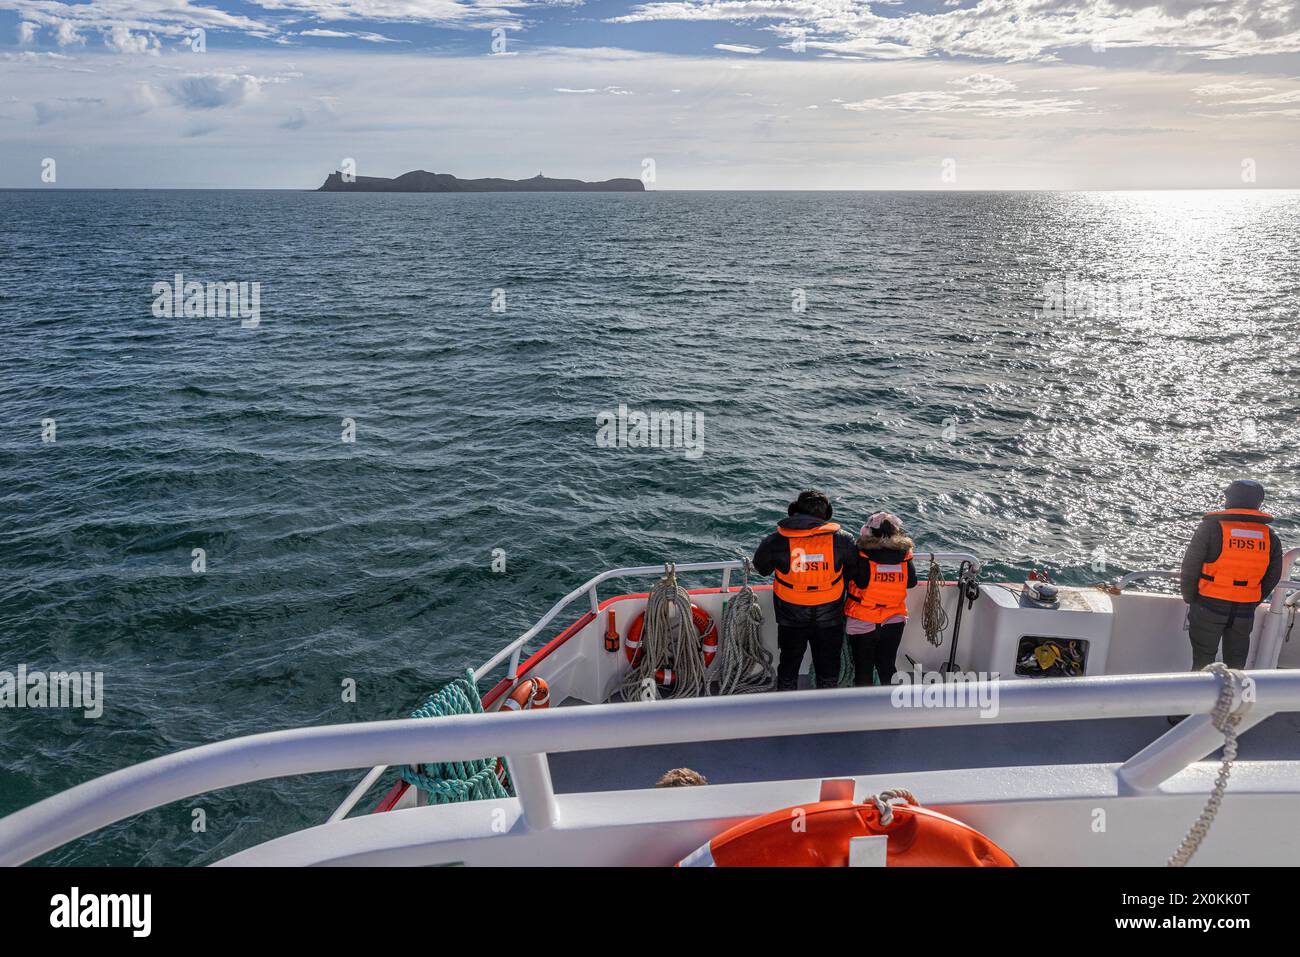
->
[858, 532, 914, 553]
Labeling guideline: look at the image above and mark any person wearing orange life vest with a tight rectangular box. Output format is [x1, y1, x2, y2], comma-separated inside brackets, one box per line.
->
[752, 490, 867, 690]
[1179, 479, 1283, 672]
[844, 511, 918, 686]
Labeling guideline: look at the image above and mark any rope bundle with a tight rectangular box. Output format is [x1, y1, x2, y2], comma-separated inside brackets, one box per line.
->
[621, 564, 707, 701]
[922, 554, 948, 648]
[400, 669, 511, 802]
[716, 560, 776, 695]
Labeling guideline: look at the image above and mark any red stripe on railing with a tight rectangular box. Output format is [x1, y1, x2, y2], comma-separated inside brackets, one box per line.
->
[372, 780, 409, 814]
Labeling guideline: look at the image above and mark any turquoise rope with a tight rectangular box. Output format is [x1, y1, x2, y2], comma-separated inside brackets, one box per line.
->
[399, 669, 512, 802]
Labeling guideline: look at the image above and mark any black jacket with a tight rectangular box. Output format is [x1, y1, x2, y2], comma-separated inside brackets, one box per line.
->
[752, 513, 867, 628]
[1180, 510, 1283, 613]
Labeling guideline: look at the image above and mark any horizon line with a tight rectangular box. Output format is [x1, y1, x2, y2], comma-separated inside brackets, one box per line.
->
[5, 186, 1299, 193]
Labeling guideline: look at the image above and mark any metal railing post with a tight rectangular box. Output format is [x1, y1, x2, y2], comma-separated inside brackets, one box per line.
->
[1117, 676, 1268, 794]
[505, 752, 559, 830]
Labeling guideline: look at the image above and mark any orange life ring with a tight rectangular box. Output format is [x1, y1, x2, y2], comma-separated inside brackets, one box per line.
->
[501, 676, 550, 711]
[624, 606, 718, 671]
[495, 677, 550, 789]
[677, 799, 1016, 867]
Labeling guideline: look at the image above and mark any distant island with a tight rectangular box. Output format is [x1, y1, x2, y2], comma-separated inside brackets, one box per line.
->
[317, 170, 645, 193]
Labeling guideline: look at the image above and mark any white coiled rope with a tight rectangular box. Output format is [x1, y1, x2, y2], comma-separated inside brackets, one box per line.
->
[1167, 663, 1250, 867]
[869, 787, 919, 825]
[621, 564, 707, 701]
[922, 554, 948, 647]
[716, 559, 776, 695]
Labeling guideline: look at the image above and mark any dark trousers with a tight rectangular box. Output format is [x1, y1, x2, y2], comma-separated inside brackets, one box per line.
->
[1187, 601, 1253, 670]
[776, 622, 843, 690]
[848, 621, 905, 687]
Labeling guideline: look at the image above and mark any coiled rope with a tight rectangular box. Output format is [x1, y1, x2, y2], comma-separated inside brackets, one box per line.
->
[1167, 663, 1250, 867]
[922, 554, 948, 648]
[716, 559, 776, 695]
[400, 669, 511, 802]
[621, 564, 707, 701]
[869, 787, 919, 825]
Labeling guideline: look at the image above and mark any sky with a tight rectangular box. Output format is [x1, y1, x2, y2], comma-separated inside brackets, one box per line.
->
[1, 0, 1299, 188]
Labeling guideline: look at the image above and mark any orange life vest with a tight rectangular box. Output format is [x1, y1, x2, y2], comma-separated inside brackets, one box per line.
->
[773, 522, 844, 606]
[845, 550, 912, 624]
[1199, 509, 1273, 604]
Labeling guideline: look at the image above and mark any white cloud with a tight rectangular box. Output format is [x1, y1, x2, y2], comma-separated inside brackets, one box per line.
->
[610, 0, 1300, 61]
[843, 89, 1085, 117]
[103, 25, 160, 54]
[298, 28, 403, 42]
[18, 21, 38, 44]
[948, 74, 1016, 94]
[54, 20, 84, 46]
[166, 72, 269, 109]
[714, 43, 764, 54]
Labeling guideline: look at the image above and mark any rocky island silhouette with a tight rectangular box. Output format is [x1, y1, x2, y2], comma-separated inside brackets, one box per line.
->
[318, 170, 646, 192]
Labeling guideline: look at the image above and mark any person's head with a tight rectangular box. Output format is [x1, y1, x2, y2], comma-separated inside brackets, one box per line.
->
[859, 510, 906, 547]
[787, 489, 832, 521]
[655, 768, 708, 788]
[1224, 479, 1266, 511]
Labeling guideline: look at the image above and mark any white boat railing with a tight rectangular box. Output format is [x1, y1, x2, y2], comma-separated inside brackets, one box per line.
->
[328, 550, 982, 822]
[2, 668, 1298, 867]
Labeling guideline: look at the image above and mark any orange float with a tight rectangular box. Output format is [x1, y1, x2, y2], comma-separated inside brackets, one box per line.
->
[495, 677, 550, 789]
[501, 676, 550, 711]
[623, 606, 719, 676]
[677, 797, 1016, 867]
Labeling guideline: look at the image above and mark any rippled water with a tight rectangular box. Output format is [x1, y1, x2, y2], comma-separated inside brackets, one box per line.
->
[1, 189, 1297, 864]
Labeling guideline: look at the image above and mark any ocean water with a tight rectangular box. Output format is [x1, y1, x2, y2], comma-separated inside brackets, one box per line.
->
[1, 188, 1298, 865]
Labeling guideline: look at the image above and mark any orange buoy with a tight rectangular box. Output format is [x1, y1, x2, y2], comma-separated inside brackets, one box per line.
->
[624, 605, 718, 669]
[677, 798, 1016, 867]
[501, 676, 550, 711]
[495, 676, 550, 789]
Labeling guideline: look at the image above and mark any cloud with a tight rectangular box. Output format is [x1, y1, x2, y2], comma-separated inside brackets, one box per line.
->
[842, 90, 1085, 117]
[0, 0, 272, 45]
[18, 21, 37, 44]
[298, 28, 403, 42]
[166, 73, 269, 109]
[54, 20, 84, 47]
[609, 0, 1300, 61]
[103, 25, 161, 54]
[33, 95, 104, 123]
[554, 85, 634, 94]
[1192, 81, 1276, 98]
[949, 74, 1016, 94]
[714, 43, 764, 54]
[241, 0, 534, 29]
